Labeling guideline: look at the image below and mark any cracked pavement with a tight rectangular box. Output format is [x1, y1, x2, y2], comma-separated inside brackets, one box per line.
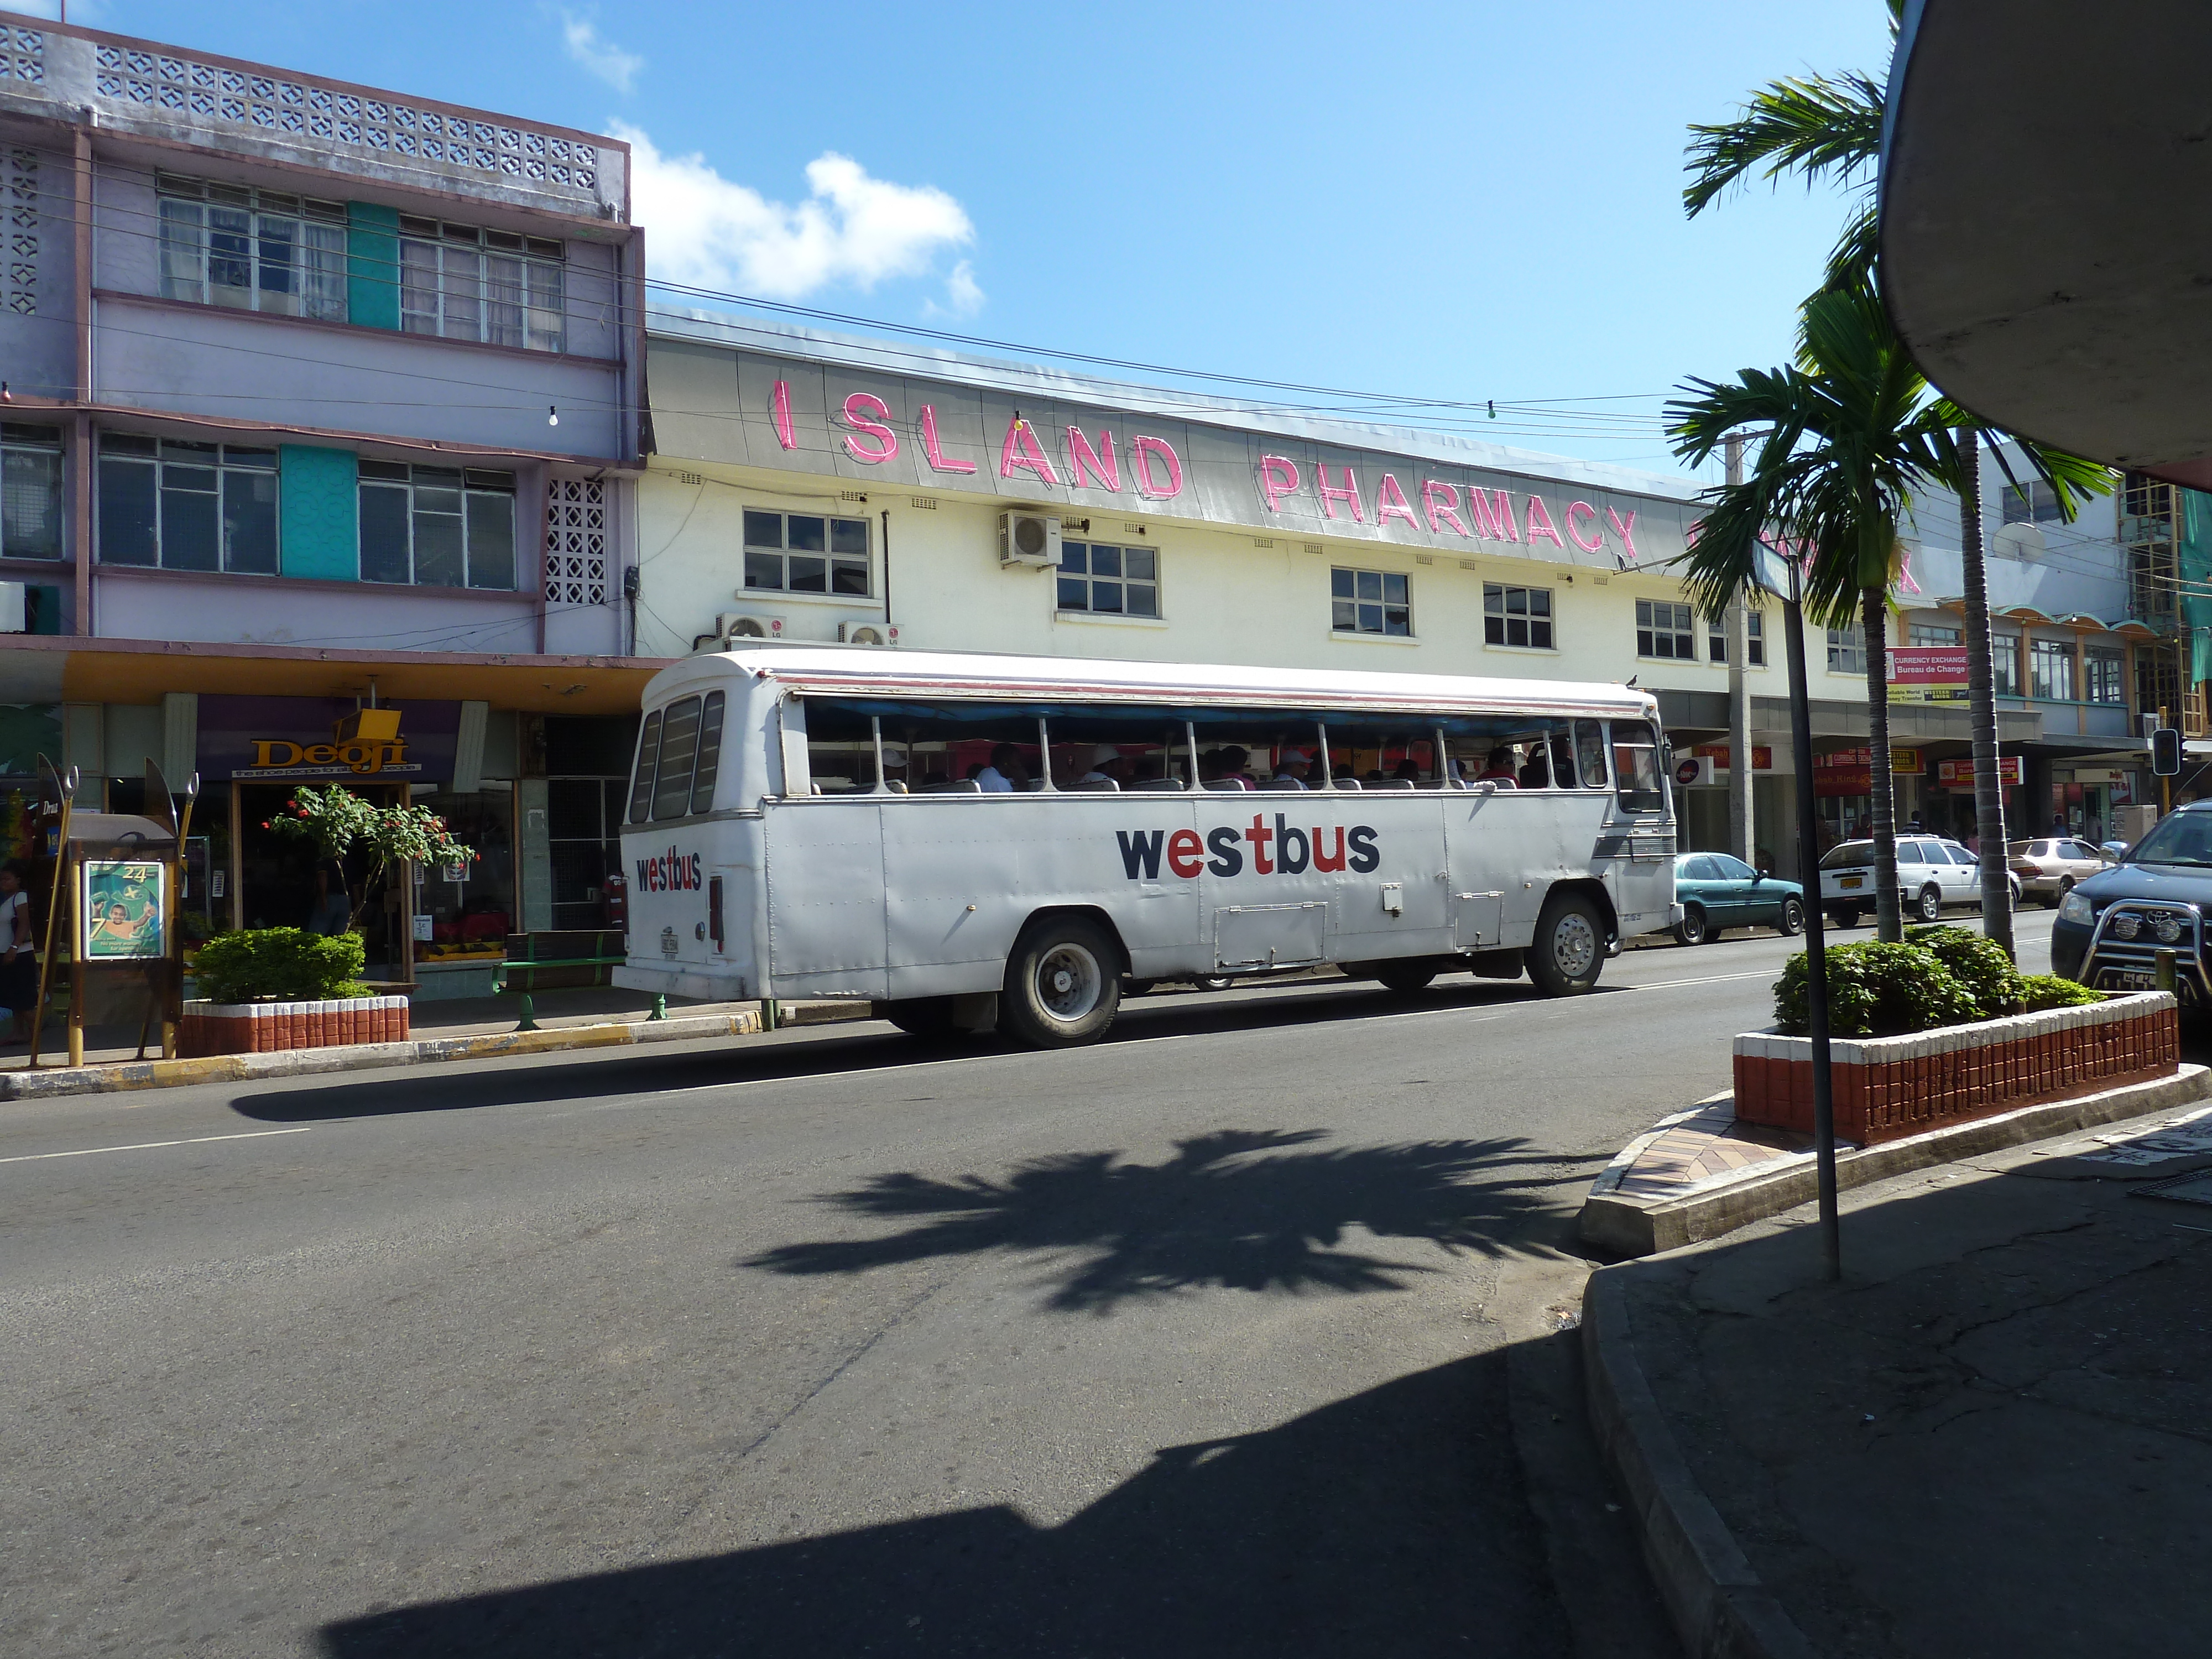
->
[1618, 1110, 2212, 1659]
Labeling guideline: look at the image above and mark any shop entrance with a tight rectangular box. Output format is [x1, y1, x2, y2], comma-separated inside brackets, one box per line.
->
[237, 782, 409, 973]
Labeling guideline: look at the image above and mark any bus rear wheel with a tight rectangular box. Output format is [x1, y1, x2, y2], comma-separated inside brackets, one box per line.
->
[1001, 917, 1122, 1047]
[1374, 961, 1438, 994]
[880, 998, 958, 1039]
[1528, 893, 1605, 997]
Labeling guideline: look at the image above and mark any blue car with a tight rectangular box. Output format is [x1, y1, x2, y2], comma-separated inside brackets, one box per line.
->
[1671, 852, 1806, 946]
[2054, 802, 2212, 1006]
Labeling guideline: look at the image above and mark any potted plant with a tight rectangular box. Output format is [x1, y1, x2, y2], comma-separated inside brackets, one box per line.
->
[179, 927, 410, 1055]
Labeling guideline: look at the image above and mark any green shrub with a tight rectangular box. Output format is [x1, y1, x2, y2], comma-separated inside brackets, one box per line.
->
[2021, 973, 2104, 1012]
[191, 928, 368, 1003]
[1774, 940, 1984, 1037]
[1905, 925, 2025, 1019]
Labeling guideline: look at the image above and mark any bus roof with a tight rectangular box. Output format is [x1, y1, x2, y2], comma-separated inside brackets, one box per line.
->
[643, 644, 1662, 723]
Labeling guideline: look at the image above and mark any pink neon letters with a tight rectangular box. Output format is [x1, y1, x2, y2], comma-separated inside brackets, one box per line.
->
[1259, 455, 1301, 512]
[1000, 417, 1062, 486]
[1131, 436, 1183, 500]
[839, 393, 899, 464]
[920, 404, 977, 474]
[1565, 500, 1604, 553]
[771, 380, 795, 451]
[1374, 473, 1420, 530]
[1316, 463, 1365, 522]
[1421, 479, 1468, 536]
[1522, 495, 1565, 549]
[1067, 426, 1121, 491]
[1469, 489, 1518, 542]
[1607, 507, 1639, 561]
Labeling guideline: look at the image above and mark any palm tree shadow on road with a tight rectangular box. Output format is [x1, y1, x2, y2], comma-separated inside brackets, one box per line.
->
[745, 1128, 1579, 1313]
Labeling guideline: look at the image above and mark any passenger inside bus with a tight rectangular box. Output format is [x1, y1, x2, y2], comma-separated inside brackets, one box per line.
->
[976, 744, 1031, 792]
[1271, 750, 1313, 789]
[1479, 746, 1521, 786]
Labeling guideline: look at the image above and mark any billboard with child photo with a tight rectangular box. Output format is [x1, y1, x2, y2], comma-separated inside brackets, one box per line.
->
[79, 860, 166, 961]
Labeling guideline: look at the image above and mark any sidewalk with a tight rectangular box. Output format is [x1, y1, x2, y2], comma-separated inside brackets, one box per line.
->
[1584, 1100, 2212, 1658]
[0, 988, 876, 1101]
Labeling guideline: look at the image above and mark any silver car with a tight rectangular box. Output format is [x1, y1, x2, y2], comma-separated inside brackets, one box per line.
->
[1820, 835, 2020, 928]
[2007, 837, 2112, 907]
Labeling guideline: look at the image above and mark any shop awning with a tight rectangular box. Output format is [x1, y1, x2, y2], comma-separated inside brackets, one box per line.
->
[1881, 1, 2212, 485]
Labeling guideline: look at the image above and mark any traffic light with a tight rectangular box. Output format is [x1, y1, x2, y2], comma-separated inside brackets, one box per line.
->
[2152, 726, 2183, 776]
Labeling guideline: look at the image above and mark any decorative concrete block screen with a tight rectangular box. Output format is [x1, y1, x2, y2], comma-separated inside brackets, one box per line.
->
[180, 996, 410, 1057]
[1733, 992, 2179, 1146]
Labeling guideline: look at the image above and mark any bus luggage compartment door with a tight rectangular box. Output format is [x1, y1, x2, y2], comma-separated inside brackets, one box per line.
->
[1453, 890, 1505, 950]
[1214, 903, 1327, 972]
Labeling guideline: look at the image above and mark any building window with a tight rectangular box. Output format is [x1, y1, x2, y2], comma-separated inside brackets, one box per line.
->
[2085, 646, 2126, 705]
[158, 174, 347, 322]
[1827, 624, 1865, 675]
[399, 216, 565, 352]
[97, 434, 277, 574]
[1, 422, 64, 561]
[1332, 567, 1411, 636]
[1909, 621, 1962, 645]
[1636, 598, 1695, 660]
[2029, 637, 2077, 702]
[742, 510, 869, 596]
[1705, 608, 1765, 665]
[1992, 632, 2021, 697]
[2000, 478, 2065, 524]
[1485, 583, 1552, 648]
[1057, 540, 1159, 617]
[358, 461, 517, 589]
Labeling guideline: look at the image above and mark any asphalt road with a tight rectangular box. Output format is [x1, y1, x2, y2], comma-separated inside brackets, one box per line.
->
[0, 910, 2059, 1658]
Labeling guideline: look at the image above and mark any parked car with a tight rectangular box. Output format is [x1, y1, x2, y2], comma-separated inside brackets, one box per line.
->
[1818, 836, 2020, 928]
[2053, 802, 2212, 1005]
[2007, 837, 2114, 907]
[1671, 852, 1805, 945]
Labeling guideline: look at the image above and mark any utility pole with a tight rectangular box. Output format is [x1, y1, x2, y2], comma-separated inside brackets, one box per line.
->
[1725, 435, 1755, 864]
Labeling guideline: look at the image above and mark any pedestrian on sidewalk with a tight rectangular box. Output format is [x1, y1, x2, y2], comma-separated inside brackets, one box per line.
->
[0, 862, 38, 1045]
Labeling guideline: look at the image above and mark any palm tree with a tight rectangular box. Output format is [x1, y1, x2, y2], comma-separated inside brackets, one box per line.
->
[1682, 4, 2110, 953]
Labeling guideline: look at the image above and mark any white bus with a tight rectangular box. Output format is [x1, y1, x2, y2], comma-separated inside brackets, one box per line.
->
[614, 645, 1679, 1046]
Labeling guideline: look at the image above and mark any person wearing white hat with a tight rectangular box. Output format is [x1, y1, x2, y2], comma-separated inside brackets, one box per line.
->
[1271, 749, 1312, 789]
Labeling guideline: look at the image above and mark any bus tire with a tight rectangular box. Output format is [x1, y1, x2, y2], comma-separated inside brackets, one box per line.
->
[1528, 892, 1605, 997]
[1000, 917, 1122, 1047]
[1374, 961, 1438, 994]
[881, 998, 957, 1039]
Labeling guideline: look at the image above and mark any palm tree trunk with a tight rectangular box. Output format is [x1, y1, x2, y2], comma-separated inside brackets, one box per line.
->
[1863, 585, 1903, 941]
[1957, 429, 2015, 959]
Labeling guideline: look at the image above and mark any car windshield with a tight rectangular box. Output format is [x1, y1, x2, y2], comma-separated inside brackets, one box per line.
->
[2122, 812, 2212, 868]
[1820, 841, 1875, 869]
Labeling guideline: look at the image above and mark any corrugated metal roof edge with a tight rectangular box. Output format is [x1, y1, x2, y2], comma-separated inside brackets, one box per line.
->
[644, 307, 1702, 505]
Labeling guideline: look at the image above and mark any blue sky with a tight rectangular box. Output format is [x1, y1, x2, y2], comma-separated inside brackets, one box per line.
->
[28, 1, 1893, 479]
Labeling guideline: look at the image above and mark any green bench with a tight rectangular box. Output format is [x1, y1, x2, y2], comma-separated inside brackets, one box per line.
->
[493, 930, 644, 1031]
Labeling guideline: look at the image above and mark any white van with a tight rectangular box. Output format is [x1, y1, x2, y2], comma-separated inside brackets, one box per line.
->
[614, 646, 1681, 1046]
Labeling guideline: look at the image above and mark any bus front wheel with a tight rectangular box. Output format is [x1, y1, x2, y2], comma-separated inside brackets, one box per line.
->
[1001, 917, 1122, 1047]
[1528, 893, 1605, 997]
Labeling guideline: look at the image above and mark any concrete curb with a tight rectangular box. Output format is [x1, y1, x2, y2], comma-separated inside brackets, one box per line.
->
[0, 1001, 875, 1101]
[1579, 1064, 2212, 1256]
[1582, 1269, 1820, 1659]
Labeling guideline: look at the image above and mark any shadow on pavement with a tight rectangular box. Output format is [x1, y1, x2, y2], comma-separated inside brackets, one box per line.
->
[745, 1128, 1572, 1312]
[227, 977, 1546, 1124]
[317, 1350, 1569, 1659]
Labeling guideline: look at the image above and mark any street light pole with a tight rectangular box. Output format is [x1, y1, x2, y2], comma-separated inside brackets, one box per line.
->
[1780, 567, 1843, 1281]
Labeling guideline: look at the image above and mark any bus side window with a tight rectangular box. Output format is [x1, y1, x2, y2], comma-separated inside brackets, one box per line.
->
[689, 691, 727, 815]
[1611, 721, 1666, 813]
[1547, 722, 1578, 789]
[1574, 721, 1609, 789]
[628, 707, 663, 825]
[651, 695, 703, 819]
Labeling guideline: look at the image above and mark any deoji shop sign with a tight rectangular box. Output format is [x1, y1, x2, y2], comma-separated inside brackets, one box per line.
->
[646, 342, 1697, 568]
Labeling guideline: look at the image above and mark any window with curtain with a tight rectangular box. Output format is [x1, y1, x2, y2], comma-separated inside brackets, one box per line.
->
[1, 422, 64, 561]
[96, 433, 277, 574]
[157, 174, 346, 322]
[397, 215, 566, 352]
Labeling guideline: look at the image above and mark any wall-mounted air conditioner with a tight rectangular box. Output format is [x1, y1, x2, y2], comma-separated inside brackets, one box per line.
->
[718, 613, 784, 641]
[838, 622, 899, 646]
[999, 510, 1061, 568]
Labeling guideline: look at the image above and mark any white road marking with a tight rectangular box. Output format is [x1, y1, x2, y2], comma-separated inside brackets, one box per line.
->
[1622, 969, 1777, 990]
[0, 1127, 313, 1166]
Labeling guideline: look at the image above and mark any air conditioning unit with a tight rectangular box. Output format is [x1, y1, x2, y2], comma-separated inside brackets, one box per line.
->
[999, 510, 1061, 568]
[717, 613, 784, 641]
[838, 622, 899, 646]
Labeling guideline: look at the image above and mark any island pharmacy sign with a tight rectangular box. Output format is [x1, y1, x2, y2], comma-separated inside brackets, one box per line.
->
[648, 339, 1697, 570]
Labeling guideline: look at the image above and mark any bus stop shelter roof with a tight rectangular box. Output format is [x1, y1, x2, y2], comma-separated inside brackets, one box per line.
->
[1879, 0, 2212, 487]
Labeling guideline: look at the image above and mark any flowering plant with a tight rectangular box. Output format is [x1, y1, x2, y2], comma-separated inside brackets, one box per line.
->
[265, 785, 477, 933]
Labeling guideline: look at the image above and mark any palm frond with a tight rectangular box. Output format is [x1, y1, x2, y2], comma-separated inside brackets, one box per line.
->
[1683, 71, 1887, 218]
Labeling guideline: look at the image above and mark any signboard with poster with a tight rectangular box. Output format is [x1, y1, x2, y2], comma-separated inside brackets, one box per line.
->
[1888, 645, 1970, 703]
[1814, 748, 1925, 796]
[80, 859, 166, 960]
[1936, 757, 2022, 789]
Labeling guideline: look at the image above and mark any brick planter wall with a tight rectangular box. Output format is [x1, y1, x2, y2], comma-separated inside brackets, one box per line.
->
[1734, 991, 2179, 1145]
[178, 997, 410, 1058]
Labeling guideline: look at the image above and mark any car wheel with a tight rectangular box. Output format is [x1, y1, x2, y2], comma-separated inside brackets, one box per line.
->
[1193, 975, 1235, 992]
[1917, 884, 1944, 923]
[1375, 961, 1438, 994]
[1528, 891, 1606, 997]
[1673, 904, 1709, 947]
[1831, 907, 1861, 930]
[1000, 917, 1121, 1047]
[1775, 896, 1804, 936]
[2052, 874, 2074, 911]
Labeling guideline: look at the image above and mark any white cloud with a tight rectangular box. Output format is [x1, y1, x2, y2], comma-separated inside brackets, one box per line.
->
[561, 12, 644, 94]
[614, 122, 976, 305]
[931, 259, 985, 319]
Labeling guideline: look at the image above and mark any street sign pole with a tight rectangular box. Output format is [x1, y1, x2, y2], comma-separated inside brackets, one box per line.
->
[1777, 564, 1843, 1281]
